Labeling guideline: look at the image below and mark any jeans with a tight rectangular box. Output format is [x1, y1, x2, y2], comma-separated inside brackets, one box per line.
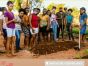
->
[15, 30, 21, 50]
[51, 21, 58, 41]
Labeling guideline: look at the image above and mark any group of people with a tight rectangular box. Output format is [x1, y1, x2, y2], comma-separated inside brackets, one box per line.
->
[0, 1, 87, 56]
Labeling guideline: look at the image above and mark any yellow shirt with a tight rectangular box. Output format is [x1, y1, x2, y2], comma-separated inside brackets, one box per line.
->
[39, 14, 49, 27]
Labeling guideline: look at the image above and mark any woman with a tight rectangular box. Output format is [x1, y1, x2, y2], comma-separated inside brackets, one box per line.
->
[29, 8, 40, 49]
[15, 8, 24, 52]
[66, 9, 74, 41]
[39, 8, 50, 42]
[79, 7, 87, 44]
[4, 1, 16, 56]
[22, 8, 30, 49]
[50, 7, 59, 42]
[47, 10, 52, 42]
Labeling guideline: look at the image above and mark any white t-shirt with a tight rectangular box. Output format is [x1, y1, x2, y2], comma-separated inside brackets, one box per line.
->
[15, 15, 21, 30]
[0, 15, 7, 29]
[50, 14, 57, 22]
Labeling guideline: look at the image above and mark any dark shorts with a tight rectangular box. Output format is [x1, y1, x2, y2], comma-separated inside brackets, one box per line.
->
[3, 29, 7, 38]
[39, 26, 47, 33]
[39, 26, 48, 36]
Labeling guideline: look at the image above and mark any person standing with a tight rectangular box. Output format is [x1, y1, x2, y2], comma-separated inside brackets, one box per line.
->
[15, 8, 24, 52]
[4, 1, 16, 56]
[29, 8, 40, 49]
[50, 7, 59, 42]
[39, 8, 50, 42]
[0, 7, 7, 51]
[22, 8, 30, 49]
[79, 7, 87, 44]
[56, 7, 66, 41]
[66, 9, 74, 41]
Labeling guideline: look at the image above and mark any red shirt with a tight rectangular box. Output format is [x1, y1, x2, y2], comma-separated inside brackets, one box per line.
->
[31, 14, 39, 28]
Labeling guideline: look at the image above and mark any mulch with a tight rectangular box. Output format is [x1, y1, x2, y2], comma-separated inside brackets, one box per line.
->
[31, 41, 79, 55]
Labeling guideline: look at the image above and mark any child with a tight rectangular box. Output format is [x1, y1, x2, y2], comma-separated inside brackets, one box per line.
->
[4, 1, 16, 56]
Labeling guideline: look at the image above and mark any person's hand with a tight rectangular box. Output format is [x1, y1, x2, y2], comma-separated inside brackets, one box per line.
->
[32, 28, 35, 33]
[46, 27, 49, 31]
[13, 19, 17, 22]
[79, 24, 82, 29]
[0, 30, 3, 35]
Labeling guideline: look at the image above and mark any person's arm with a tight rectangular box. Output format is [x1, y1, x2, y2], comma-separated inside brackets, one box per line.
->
[29, 14, 32, 28]
[5, 17, 15, 24]
[4, 12, 15, 24]
[84, 14, 87, 25]
[70, 16, 74, 29]
[38, 17, 40, 28]
[47, 16, 50, 30]
[0, 19, 3, 32]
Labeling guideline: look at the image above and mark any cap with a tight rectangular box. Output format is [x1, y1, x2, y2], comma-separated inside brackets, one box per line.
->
[80, 7, 86, 11]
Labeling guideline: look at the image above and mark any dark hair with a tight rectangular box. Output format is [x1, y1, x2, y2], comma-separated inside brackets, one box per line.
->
[36, 8, 40, 12]
[68, 9, 73, 12]
[52, 6, 56, 9]
[59, 7, 63, 9]
[33, 8, 37, 11]
[47, 10, 51, 16]
[7, 1, 13, 6]
[18, 8, 25, 13]
[64, 7, 67, 10]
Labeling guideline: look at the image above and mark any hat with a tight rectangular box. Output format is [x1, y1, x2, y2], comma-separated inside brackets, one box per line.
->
[80, 7, 86, 11]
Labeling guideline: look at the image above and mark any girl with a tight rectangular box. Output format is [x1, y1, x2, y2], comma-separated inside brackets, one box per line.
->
[79, 7, 87, 44]
[29, 8, 40, 49]
[22, 8, 30, 49]
[39, 8, 50, 42]
[4, 1, 16, 56]
[50, 7, 59, 42]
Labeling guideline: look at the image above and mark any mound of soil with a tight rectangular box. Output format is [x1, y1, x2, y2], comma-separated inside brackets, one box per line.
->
[31, 41, 79, 55]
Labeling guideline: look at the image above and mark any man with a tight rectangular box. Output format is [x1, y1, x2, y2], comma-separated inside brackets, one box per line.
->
[66, 9, 74, 41]
[79, 7, 87, 44]
[56, 7, 66, 41]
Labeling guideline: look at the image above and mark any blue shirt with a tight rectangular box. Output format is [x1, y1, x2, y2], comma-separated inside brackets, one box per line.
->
[66, 15, 73, 24]
[80, 13, 87, 25]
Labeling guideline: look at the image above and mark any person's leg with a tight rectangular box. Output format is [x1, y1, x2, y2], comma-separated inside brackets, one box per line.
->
[70, 27, 74, 41]
[57, 24, 61, 39]
[61, 25, 65, 40]
[24, 35, 30, 49]
[54, 24, 58, 41]
[11, 29, 16, 55]
[30, 34, 36, 49]
[15, 30, 21, 51]
[3, 29, 7, 50]
[80, 25, 86, 43]
[67, 24, 71, 40]
[6, 28, 12, 56]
